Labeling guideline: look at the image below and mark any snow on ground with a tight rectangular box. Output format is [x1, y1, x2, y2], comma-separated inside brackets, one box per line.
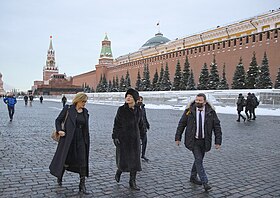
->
[41, 98, 280, 116]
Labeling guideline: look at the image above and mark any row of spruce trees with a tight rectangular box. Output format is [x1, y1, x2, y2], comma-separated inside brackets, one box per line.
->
[89, 51, 280, 93]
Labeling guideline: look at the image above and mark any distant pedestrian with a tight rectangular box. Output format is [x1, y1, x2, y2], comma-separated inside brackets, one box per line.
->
[3, 93, 17, 121]
[175, 93, 222, 191]
[137, 96, 150, 162]
[112, 88, 144, 191]
[29, 95, 34, 106]
[236, 93, 246, 122]
[40, 96, 43, 104]
[251, 93, 259, 120]
[49, 92, 90, 194]
[24, 95, 28, 106]
[245, 93, 253, 120]
[61, 95, 67, 107]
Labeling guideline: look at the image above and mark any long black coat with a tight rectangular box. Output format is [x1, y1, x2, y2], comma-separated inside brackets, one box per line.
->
[49, 105, 90, 178]
[175, 102, 222, 152]
[236, 96, 245, 112]
[112, 103, 144, 172]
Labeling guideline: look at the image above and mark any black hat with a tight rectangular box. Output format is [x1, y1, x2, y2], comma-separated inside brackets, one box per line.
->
[125, 88, 139, 102]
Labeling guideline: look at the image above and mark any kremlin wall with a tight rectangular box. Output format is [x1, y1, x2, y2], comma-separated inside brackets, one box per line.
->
[72, 9, 280, 90]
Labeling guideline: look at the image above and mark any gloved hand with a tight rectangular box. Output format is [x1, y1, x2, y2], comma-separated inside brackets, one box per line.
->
[113, 138, 120, 146]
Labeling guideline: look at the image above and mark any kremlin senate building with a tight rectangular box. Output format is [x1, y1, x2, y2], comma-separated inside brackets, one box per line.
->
[33, 9, 280, 94]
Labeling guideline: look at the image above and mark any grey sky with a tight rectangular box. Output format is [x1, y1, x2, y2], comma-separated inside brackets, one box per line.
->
[0, 0, 279, 91]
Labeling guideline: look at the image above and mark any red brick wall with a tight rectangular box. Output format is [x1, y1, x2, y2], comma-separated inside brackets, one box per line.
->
[73, 29, 280, 90]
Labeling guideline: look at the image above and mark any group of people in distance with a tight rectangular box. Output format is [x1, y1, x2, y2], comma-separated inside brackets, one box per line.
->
[50, 89, 222, 194]
[236, 92, 259, 122]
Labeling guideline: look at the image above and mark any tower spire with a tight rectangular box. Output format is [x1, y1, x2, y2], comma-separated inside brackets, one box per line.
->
[100, 33, 113, 58]
[49, 35, 53, 50]
[43, 36, 58, 81]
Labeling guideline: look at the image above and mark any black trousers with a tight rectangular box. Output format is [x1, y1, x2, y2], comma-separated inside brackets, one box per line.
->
[191, 139, 208, 184]
[141, 133, 147, 157]
[7, 106, 15, 120]
[237, 110, 246, 121]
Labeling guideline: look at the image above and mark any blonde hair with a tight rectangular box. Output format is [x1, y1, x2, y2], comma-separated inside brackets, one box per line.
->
[72, 92, 88, 105]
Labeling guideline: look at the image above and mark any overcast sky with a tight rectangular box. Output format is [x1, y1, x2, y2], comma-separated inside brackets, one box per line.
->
[0, 0, 279, 91]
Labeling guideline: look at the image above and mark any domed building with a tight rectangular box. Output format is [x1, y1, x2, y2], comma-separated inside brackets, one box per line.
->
[72, 10, 280, 91]
[140, 32, 170, 50]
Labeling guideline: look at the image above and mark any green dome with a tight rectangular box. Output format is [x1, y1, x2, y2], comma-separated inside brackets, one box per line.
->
[141, 32, 170, 49]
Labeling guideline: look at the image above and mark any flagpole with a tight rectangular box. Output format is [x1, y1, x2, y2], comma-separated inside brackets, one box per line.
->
[157, 21, 160, 33]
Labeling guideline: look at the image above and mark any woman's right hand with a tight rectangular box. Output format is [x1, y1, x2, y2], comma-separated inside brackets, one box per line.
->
[58, 131, 65, 137]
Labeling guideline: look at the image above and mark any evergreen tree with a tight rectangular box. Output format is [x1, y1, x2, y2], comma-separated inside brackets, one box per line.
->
[119, 75, 125, 92]
[256, 52, 273, 89]
[186, 69, 196, 90]
[135, 69, 143, 91]
[274, 67, 280, 89]
[112, 77, 118, 92]
[145, 64, 151, 90]
[142, 64, 151, 91]
[115, 76, 119, 92]
[125, 70, 131, 89]
[232, 57, 246, 89]
[101, 74, 108, 92]
[157, 64, 164, 91]
[160, 62, 172, 91]
[207, 55, 220, 90]
[182, 56, 191, 89]
[96, 75, 103, 92]
[218, 63, 229, 89]
[172, 60, 182, 90]
[246, 51, 259, 89]
[197, 63, 209, 90]
[152, 68, 159, 91]
[108, 80, 112, 92]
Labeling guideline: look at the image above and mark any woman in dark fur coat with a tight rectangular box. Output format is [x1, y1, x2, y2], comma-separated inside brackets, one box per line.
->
[112, 88, 144, 190]
[49, 92, 90, 194]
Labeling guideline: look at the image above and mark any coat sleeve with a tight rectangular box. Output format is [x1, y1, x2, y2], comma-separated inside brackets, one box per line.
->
[55, 105, 69, 132]
[139, 111, 145, 138]
[112, 107, 122, 139]
[143, 108, 150, 129]
[175, 109, 189, 141]
[212, 111, 222, 145]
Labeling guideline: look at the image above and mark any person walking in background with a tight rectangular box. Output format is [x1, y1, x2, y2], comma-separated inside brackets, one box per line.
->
[49, 92, 90, 194]
[62, 95, 67, 107]
[40, 95, 43, 104]
[245, 93, 253, 121]
[24, 95, 28, 106]
[251, 93, 259, 120]
[236, 93, 246, 122]
[137, 96, 150, 162]
[112, 88, 144, 191]
[3, 93, 17, 121]
[29, 95, 34, 106]
[175, 93, 222, 191]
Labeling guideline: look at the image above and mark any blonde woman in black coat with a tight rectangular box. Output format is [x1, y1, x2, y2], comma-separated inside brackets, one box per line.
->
[49, 92, 90, 194]
[112, 88, 144, 190]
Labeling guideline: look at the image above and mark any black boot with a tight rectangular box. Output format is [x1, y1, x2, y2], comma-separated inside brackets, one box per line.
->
[115, 169, 122, 183]
[79, 176, 89, 195]
[57, 168, 65, 186]
[129, 172, 140, 191]
[57, 178, 62, 186]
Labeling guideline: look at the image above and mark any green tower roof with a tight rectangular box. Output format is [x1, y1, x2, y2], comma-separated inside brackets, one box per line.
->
[100, 34, 113, 58]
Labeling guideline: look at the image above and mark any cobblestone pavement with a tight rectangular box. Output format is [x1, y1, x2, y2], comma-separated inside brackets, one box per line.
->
[0, 100, 280, 198]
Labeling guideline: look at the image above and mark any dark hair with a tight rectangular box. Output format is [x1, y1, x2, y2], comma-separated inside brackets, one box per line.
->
[196, 93, 206, 100]
[139, 96, 143, 100]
